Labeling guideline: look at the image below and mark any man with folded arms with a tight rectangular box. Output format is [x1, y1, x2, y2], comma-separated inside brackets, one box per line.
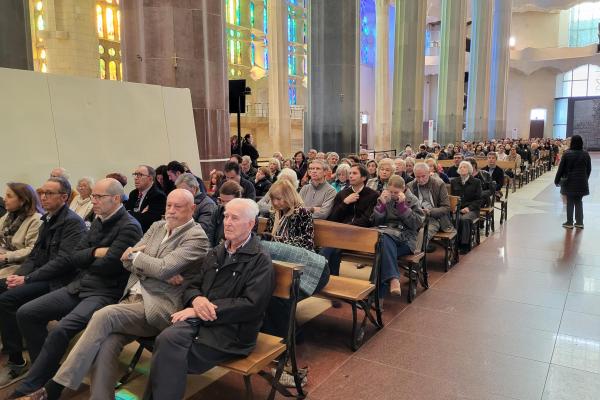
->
[299, 160, 337, 219]
[19, 189, 209, 400]
[8, 178, 142, 399]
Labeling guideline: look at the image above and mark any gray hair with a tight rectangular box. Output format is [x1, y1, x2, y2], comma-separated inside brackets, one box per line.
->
[51, 167, 69, 180]
[278, 168, 299, 188]
[242, 155, 252, 163]
[309, 159, 327, 169]
[269, 158, 281, 171]
[459, 160, 473, 175]
[335, 163, 351, 179]
[77, 177, 94, 188]
[378, 158, 394, 171]
[226, 198, 259, 221]
[104, 178, 125, 197]
[175, 173, 199, 191]
[327, 152, 339, 160]
[413, 162, 430, 174]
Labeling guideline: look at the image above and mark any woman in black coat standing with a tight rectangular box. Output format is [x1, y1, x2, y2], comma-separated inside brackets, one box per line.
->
[554, 135, 592, 229]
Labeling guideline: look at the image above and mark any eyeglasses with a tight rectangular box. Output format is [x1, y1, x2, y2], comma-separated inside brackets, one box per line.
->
[90, 193, 113, 200]
[132, 173, 150, 178]
[39, 191, 64, 197]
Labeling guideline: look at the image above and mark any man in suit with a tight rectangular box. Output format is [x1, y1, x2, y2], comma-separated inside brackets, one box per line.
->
[125, 165, 166, 232]
[8, 178, 142, 399]
[22, 189, 210, 400]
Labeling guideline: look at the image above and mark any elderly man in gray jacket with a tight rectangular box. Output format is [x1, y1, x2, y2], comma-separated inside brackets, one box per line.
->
[23, 189, 209, 400]
[299, 159, 337, 219]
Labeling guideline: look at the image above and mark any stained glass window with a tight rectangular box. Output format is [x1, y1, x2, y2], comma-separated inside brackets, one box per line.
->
[109, 61, 117, 80]
[250, 2, 255, 27]
[100, 59, 106, 79]
[106, 8, 115, 40]
[97, 5, 104, 37]
[569, 2, 600, 47]
[359, 0, 375, 66]
[97, 1, 121, 80]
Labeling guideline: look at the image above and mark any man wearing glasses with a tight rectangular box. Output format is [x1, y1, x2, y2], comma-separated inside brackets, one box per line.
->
[125, 165, 166, 233]
[0, 177, 86, 388]
[7, 178, 142, 399]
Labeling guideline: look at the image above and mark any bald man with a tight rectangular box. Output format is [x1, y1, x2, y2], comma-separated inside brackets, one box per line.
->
[24, 189, 210, 400]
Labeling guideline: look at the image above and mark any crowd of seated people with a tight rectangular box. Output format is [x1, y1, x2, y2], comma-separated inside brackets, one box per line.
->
[0, 137, 561, 399]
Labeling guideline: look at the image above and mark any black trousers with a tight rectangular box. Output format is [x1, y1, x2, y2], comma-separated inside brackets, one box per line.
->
[15, 287, 114, 394]
[0, 279, 51, 359]
[458, 211, 479, 246]
[143, 322, 237, 400]
[566, 195, 584, 225]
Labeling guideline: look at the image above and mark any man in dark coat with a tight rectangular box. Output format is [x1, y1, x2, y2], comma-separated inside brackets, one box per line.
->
[218, 161, 256, 201]
[450, 161, 483, 252]
[482, 152, 505, 192]
[0, 177, 85, 387]
[8, 178, 142, 399]
[142, 198, 274, 400]
[175, 173, 217, 233]
[125, 165, 166, 233]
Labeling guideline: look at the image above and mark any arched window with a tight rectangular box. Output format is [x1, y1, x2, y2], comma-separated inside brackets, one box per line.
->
[109, 61, 117, 80]
[569, 2, 600, 47]
[100, 59, 106, 79]
[96, 5, 104, 38]
[106, 7, 115, 40]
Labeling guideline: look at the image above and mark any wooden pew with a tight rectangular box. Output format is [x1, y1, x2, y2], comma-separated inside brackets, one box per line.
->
[496, 160, 518, 193]
[431, 195, 460, 272]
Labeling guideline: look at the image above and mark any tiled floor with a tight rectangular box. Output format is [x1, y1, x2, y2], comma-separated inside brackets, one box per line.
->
[2, 156, 600, 399]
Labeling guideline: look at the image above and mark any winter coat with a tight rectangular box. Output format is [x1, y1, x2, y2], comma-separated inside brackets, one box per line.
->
[554, 149, 592, 197]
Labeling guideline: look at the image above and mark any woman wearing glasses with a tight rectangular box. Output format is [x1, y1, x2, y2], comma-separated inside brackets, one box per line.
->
[0, 183, 43, 276]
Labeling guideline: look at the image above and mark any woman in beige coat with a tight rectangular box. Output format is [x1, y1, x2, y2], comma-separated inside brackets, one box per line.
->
[0, 182, 43, 276]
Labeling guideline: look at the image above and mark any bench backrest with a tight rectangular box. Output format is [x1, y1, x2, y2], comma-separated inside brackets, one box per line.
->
[313, 219, 379, 254]
[496, 160, 516, 170]
[272, 261, 302, 300]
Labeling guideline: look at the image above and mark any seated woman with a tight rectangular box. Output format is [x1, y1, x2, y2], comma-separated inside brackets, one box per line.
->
[468, 158, 493, 207]
[366, 158, 395, 193]
[331, 163, 351, 192]
[254, 166, 272, 198]
[404, 157, 416, 180]
[268, 158, 282, 183]
[207, 170, 224, 197]
[258, 168, 298, 216]
[69, 177, 94, 220]
[205, 180, 243, 247]
[264, 180, 314, 251]
[372, 176, 424, 296]
[366, 160, 378, 179]
[0, 183, 43, 277]
[425, 158, 450, 183]
[154, 165, 174, 195]
[450, 161, 483, 253]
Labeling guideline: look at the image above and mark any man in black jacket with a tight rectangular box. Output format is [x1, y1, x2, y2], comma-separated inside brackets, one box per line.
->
[143, 198, 274, 399]
[0, 177, 85, 387]
[175, 173, 217, 233]
[125, 165, 166, 232]
[219, 161, 256, 201]
[482, 152, 505, 193]
[8, 178, 142, 399]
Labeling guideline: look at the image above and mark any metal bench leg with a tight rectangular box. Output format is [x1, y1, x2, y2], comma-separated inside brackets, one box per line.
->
[350, 302, 365, 351]
[117, 343, 145, 387]
[244, 375, 254, 400]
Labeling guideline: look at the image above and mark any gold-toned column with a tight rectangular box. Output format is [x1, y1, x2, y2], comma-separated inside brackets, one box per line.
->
[437, 0, 467, 146]
[374, 0, 390, 151]
[391, 0, 427, 150]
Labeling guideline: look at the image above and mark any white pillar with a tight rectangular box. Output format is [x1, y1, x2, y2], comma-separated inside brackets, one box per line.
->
[374, 0, 391, 151]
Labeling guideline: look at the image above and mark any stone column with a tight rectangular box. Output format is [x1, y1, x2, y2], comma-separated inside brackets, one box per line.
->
[267, 0, 291, 156]
[308, 0, 359, 154]
[488, 0, 512, 139]
[374, 0, 391, 151]
[436, 0, 467, 146]
[391, 0, 427, 151]
[0, 0, 32, 70]
[121, 0, 229, 177]
[466, 0, 492, 142]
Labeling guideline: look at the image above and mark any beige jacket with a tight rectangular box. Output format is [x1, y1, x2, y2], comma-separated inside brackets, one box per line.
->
[0, 213, 43, 264]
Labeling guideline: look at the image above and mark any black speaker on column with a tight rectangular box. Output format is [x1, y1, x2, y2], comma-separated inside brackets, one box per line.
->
[229, 79, 247, 113]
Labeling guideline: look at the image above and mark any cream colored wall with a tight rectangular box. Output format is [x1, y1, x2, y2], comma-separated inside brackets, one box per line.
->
[511, 11, 561, 50]
[506, 67, 558, 139]
[0, 67, 200, 192]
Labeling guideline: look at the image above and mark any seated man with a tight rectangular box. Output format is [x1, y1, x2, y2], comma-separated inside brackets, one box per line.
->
[167, 161, 207, 194]
[468, 158, 493, 207]
[175, 173, 217, 233]
[446, 153, 463, 178]
[205, 181, 243, 247]
[240, 155, 257, 181]
[142, 198, 274, 399]
[450, 161, 483, 253]
[299, 159, 337, 219]
[8, 178, 143, 399]
[373, 176, 424, 297]
[125, 165, 166, 232]
[0, 177, 85, 387]
[22, 189, 210, 400]
[221, 161, 256, 201]
[322, 164, 378, 276]
[482, 151, 505, 193]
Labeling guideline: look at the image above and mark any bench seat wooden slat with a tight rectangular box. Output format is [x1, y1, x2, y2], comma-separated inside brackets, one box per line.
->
[319, 276, 375, 301]
[433, 231, 457, 240]
[399, 252, 424, 264]
[220, 333, 286, 376]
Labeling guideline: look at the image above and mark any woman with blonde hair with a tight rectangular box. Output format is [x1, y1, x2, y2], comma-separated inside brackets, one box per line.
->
[268, 158, 282, 183]
[263, 180, 314, 250]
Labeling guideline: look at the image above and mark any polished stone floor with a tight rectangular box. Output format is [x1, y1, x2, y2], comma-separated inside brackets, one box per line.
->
[2, 156, 599, 400]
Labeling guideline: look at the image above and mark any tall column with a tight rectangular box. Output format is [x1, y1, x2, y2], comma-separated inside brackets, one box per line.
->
[374, 0, 391, 151]
[391, 0, 427, 151]
[436, 0, 467, 146]
[466, 0, 493, 142]
[488, 0, 512, 139]
[0, 0, 32, 70]
[308, 0, 359, 154]
[121, 0, 229, 177]
[267, 0, 291, 156]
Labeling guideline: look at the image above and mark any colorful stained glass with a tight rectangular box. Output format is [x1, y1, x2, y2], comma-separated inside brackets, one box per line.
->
[106, 7, 115, 40]
[569, 2, 600, 47]
[100, 59, 106, 79]
[37, 14, 45, 31]
[109, 61, 117, 80]
[250, 2, 255, 27]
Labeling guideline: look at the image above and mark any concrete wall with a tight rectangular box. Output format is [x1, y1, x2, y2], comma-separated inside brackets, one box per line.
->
[0, 67, 200, 191]
[510, 11, 561, 50]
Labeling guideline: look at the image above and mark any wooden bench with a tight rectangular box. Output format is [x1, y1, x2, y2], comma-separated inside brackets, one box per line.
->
[119, 261, 306, 400]
[431, 195, 460, 272]
[397, 216, 430, 303]
[437, 159, 488, 170]
[496, 160, 519, 193]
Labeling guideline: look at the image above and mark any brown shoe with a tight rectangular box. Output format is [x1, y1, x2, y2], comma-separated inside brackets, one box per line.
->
[389, 279, 401, 296]
[15, 388, 47, 400]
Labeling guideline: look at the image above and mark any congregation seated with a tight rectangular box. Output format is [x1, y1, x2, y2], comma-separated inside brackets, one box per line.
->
[415, 144, 430, 159]
[206, 180, 243, 247]
[264, 180, 314, 251]
[7, 178, 143, 399]
[299, 159, 337, 219]
[425, 158, 450, 184]
[69, 177, 94, 220]
[321, 164, 378, 276]
[0, 177, 86, 387]
[258, 168, 298, 215]
[331, 163, 351, 192]
[167, 160, 207, 194]
[175, 173, 217, 233]
[468, 158, 494, 207]
[25, 189, 210, 400]
[240, 155, 257, 181]
[446, 153, 463, 178]
[450, 161, 483, 253]
[124, 165, 166, 233]
[500, 146, 522, 178]
[253, 166, 272, 197]
[0, 183, 43, 278]
[373, 175, 424, 297]
[482, 152, 505, 192]
[219, 161, 256, 201]
[367, 158, 394, 193]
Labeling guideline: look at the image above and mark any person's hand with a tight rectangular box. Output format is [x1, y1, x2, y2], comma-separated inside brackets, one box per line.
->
[167, 274, 184, 286]
[311, 206, 321, 214]
[379, 190, 391, 204]
[94, 247, 110, 258]
[0, 254, 6, 261]
[171, 307, 198, 323]
[120, 245, 146, 261]
[460, 207, 470, 214]
[6, 275, 25, 289]
[192, 296, 218, 321]
[343, 192, 360, 205]
[141, 205, 149, 213]
[396, 191, 406, 203]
